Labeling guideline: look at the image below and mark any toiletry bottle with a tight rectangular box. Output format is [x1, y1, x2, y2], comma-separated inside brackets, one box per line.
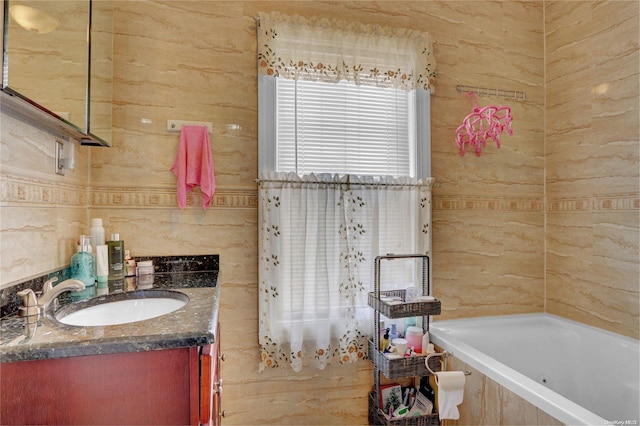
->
[403, 388, 411, 406]
[405, 326, 423, 353]
[408, 388, 416, 409]
[421, 331, 430, 355]
[96, 244, 109, 284]
[90, 218, 105, 254]
[389, 323, 398, 340]
[124, 250, 136, 277]
[107, 233, 125, 280]
[70, 235, 96, 287]
[380, 328, 390, 351]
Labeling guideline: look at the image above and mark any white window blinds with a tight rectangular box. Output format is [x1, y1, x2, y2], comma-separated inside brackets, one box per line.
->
[276, 78, 415, 177]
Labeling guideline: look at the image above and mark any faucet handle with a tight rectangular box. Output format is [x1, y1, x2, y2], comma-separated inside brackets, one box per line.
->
[17, 289, 40, 320]
[17, 289, 36, 307]
[42, 277, 59, 294]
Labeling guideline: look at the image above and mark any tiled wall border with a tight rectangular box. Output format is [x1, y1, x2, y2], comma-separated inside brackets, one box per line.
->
[89, 187, 258, 209]
[2, 175, 637, 212]
[433, 196, 544, 211]
[547, 194, 640, 212]
[434, 194, 639, 212]
[1, 174, 87, 206]
[1, 175, 257, 209]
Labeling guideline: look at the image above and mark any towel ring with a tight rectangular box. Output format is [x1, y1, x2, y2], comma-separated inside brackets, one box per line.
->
[425, 351, 472, 375]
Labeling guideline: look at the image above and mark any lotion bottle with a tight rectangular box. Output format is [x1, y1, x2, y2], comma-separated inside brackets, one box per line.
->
[107, 233, 125, 280]
[70, 235, 95, 287]
[96, 244, 109, 284]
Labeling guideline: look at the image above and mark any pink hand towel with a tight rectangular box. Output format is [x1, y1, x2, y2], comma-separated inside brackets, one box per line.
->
[171, 125, 216, 209]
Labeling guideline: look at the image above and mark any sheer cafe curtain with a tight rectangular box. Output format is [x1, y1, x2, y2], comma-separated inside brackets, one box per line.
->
[257, 12, 437, 372]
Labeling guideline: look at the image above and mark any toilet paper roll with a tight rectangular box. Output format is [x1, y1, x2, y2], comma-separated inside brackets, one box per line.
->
[434, 371, 466, 420]
[434, 371, 466, 390]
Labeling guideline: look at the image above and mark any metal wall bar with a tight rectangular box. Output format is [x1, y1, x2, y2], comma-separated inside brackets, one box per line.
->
[456, 84, 527, 101]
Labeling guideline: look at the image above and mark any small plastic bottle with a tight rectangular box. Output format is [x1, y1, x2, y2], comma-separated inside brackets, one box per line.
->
[89, 218, 105, 254]
[124, 250, 137, 277]
[389, 323, 398, 340]
[421, 331, 430, 355]
[380, 328, 390, 351]
[70, 235, 96, 287]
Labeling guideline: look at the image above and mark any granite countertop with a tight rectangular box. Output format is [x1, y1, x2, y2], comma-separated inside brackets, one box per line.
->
[0, 256, 220, 363]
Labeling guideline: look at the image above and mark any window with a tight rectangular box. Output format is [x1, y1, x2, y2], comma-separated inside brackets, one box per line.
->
[256, 11, 436, 372]
[259, 76, 431, 177]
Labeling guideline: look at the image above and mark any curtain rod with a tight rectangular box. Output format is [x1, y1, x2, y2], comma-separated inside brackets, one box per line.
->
[255, 178, 434, 188]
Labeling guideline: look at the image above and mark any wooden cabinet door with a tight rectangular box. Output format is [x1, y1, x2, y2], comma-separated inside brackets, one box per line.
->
[1, 348, 198, 425]
[199, 323, 221, 425]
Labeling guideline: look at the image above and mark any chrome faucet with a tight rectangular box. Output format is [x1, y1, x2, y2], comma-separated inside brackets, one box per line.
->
[17, 277, 86, 320]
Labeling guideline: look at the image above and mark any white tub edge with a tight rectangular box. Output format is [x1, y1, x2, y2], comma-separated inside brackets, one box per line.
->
[430, 313, 609, 426]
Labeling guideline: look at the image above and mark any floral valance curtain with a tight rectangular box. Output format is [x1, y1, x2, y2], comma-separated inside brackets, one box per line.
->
[257, 12, 436, 91]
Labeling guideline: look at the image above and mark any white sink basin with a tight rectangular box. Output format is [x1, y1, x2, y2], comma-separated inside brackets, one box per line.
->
[56, 291, 188, 327]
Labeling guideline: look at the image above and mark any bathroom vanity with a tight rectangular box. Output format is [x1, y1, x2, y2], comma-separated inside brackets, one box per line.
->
[0, 256, 222, 425]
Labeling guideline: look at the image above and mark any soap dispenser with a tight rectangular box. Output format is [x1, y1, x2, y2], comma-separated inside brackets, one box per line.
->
[70, 235, 96, 287]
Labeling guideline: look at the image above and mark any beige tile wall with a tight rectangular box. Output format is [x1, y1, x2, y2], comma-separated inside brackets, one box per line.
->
[1, 1, 637, 425]
[0, 112, 91, 286]
[545, 0, 639, 338]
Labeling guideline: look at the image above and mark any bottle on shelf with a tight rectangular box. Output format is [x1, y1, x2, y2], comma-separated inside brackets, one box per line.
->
[389, 323, 398, 340]
[405, 326, 423, 353]
[380, 328, 390, 351]
[421, 331, 430, 355]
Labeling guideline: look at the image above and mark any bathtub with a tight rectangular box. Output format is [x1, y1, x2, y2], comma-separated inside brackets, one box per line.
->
[430, 313, 639, 425]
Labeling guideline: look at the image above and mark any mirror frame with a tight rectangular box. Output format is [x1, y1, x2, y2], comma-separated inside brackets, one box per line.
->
[1, 0, 111, 147]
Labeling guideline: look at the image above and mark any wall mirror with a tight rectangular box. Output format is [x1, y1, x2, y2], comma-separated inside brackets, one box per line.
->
[88, 0, 113, 145]
[1, 0, 112, 147]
